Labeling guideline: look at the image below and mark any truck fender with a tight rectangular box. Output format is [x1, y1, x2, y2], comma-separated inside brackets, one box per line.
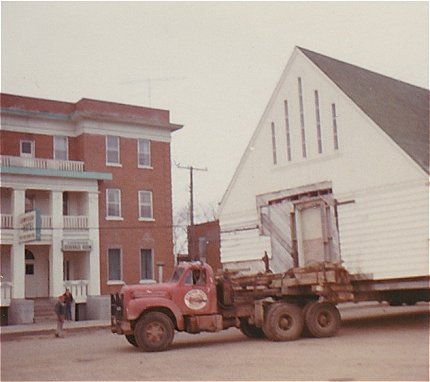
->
[127, 297, 185, 330]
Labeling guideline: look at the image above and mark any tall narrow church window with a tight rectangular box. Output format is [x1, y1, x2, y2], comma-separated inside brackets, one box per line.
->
[271, 122, 277, 165]
[298, 78, 307, 158]
[314, 90, 323, 154]
[332, 103, 339, 150]
[284, 100, 292, 161]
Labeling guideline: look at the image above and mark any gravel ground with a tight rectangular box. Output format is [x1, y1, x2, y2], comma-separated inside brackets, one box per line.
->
[1, 303, 429, 381]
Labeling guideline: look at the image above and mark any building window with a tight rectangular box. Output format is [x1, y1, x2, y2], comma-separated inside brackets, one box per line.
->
[54, 136, 68, 160]
[138, 139, 151, 167]
[332, 103, 339, 150]
[25, 264, 34, 275]
[63, 192, 69, 216]
[138, 190, 153, 219]
[298, 77, 307, 158]
[271, 122, 277, 165]
[25, 250, 35, 275]
[314, 90, 323, 154]
[106, 189, 121, 218]
[20, 140, 34, 157]
[25, 195, 35, 213]
[140, 249, 154, 280]
[108, 248, 122, 281]
[284, 100, 292, 161]
[106, 136, 120, 165]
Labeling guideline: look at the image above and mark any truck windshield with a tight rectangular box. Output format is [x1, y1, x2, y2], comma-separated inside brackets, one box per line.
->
[168, 267, 185, 283]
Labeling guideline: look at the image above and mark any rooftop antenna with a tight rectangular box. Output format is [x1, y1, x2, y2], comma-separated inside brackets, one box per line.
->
[120, 76, 186, 106]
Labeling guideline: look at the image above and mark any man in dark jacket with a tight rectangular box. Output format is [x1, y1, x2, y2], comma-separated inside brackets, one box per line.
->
[54, 295, 66, 338]
[63, 288, 74, 321]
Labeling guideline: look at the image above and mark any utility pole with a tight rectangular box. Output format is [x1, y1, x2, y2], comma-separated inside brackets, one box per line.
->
[176, 163, 208, 226]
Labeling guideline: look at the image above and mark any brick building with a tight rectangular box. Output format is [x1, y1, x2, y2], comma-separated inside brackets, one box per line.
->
[0, 93, 182, 324]
[187, 220, 221, 272]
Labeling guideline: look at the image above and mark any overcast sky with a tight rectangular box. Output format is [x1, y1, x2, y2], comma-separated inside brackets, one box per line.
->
[1, 1, 428, 221]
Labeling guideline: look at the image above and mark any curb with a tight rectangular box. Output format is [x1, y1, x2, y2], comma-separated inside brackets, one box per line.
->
[0, 323, 110, 341]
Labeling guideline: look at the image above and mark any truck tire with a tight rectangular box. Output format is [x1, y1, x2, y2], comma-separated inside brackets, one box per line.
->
[239, 319, 265, 339]
[125, 334, 139, 347]
[304, 302, 341, 338]
[301, 301, 316, 337]
[134, 312, 174, 352]
[263, 303, 304, 341]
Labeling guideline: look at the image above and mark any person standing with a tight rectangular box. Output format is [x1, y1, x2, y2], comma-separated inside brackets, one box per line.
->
[54, 295, 66, 338]
[63, 288, 74, 321]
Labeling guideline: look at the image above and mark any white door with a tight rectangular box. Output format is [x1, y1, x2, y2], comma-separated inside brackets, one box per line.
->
[299, 205, 325, 265]
[294, 195, 341, 267]
[25, 250, 37, 298]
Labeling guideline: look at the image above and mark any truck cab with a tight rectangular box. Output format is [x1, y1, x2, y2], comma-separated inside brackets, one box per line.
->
[111, 261, 222, 351]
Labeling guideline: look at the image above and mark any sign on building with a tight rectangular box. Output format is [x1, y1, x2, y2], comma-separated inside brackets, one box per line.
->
[62, 239, 92, 252]
[19, 209, 42, 243]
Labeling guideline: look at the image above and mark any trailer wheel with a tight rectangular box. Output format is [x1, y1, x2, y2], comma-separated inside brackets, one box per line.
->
[263, 303, 304, 341]
[304, 302, 341, 338]
[301, 301, 317, 337]
[134, 312, 174, 352]
[125, 334, 139, 347]
[239, 319, 265, 339]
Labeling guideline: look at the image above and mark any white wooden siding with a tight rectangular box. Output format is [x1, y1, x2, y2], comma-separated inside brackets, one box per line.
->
[338, 181, 429, 279]
[220, 228, 271, 263]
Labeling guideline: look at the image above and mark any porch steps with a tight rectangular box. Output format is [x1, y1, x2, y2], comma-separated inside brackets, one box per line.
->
[33, 298, 57, 323]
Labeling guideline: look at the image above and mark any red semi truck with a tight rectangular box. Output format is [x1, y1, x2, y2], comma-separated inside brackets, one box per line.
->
[111, 259, 353, 352]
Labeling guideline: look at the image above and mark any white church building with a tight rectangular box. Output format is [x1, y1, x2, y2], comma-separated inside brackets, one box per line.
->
[218, 47, 429, 282]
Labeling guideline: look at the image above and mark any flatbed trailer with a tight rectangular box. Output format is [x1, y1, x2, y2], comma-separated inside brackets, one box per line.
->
[350, 275, 430, 306]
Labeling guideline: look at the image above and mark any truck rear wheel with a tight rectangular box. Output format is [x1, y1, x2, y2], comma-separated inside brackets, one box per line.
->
[304, 302, 341, 338]
[134, 312, 174, 352]
[263, 303, 304, 341]
[239, 319, 265, 339]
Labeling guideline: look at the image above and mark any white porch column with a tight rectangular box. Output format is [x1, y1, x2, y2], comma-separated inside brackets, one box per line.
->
[11, 189, 25, 299]
[87, 191, 100, 296]
[49, 190, 64, 297]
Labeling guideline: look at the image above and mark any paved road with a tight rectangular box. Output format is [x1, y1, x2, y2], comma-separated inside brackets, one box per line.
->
[1, 303, 429, 381]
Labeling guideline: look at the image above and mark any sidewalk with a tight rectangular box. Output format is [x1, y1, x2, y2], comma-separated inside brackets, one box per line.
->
[0, 319, 110, 340]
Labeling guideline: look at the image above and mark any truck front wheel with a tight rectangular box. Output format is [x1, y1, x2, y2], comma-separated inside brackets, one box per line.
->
[134, 312, 174, 352]
[304, 302, 341, 338]
[263, 303, 304, 341]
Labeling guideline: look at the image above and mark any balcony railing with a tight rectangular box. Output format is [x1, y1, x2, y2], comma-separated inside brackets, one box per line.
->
[0, 155, 84, 172]
[0, 280, 89, 307]
[64, 216, 88, 230]
[41, 215, 52, 229]
[63, 280, 88, 303]
[0, 214, 88, 230]
[1, 215, 13, 229]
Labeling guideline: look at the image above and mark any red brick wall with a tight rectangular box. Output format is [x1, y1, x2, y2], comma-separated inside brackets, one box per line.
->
[91, 134, 174, 294]
[0, 130, 54, 158]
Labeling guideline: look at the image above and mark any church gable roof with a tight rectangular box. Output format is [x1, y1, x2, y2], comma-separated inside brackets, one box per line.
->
[298, 47, 429, 173]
